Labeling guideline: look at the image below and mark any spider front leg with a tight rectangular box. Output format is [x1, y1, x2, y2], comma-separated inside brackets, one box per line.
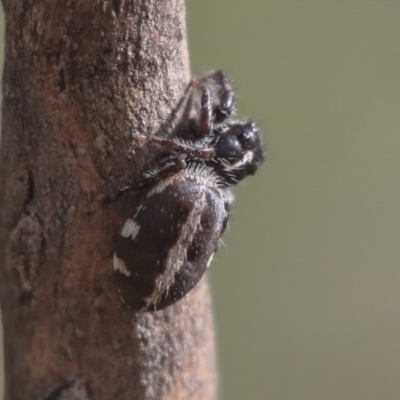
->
[190, 79, 213, 138]
[187, 70, 235, 138]
[154, 70, 235, 141]
[204, 69, 235, 123]
[133, 133, 215, 159]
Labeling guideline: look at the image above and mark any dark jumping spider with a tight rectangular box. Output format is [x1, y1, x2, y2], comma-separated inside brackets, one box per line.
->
[113, 70, 264, 312]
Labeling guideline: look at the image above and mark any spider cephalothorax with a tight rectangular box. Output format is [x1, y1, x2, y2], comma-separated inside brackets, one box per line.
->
[113, 70, 264, 312]
[206, 121, 264, 186]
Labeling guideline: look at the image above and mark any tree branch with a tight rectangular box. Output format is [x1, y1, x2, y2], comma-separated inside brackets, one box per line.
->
[0, 1, 217, 399]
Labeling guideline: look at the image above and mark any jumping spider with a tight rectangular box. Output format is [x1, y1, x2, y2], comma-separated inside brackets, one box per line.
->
[113, 70, 264, 312]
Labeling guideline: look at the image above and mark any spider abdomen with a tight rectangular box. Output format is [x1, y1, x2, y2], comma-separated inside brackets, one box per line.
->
[113, 169, 231, 311]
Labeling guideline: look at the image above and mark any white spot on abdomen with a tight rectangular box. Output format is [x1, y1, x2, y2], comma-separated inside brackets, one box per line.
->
[113, 254, 131, 276]
[120, 218, 141, 240]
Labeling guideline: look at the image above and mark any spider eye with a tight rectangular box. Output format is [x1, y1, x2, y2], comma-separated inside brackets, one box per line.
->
[237, 123, 259, 149]
[238, 131, 253, 143]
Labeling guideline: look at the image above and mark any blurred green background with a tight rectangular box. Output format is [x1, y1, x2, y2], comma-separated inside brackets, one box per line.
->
[2, 1, 400, 399]
[187, 1, 400, 399]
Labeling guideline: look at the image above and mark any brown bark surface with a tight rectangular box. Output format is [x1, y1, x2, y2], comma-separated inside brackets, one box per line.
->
[0, 1, 217, 399]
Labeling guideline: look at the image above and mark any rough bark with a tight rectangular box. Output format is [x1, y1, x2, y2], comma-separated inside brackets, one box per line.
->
[0, 1, 217, 399]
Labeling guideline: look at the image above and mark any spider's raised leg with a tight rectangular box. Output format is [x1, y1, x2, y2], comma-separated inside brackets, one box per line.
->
[153, 71, 235, 141]
[201, 69, 235, 123]
[154, 82, 194, 138]
[190, 79, 213, 138]
[185, 70, 235, 138]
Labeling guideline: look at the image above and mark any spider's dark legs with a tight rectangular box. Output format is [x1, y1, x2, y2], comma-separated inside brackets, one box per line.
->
[154, 82, 194, 138]
[133, 133, 215, 159]
[191, 79, 212, 137]
[152, 70, 235, 141]
[206, 69, 235, 123]
[188, 70, 235, 138]
[196, 70, 235, 121]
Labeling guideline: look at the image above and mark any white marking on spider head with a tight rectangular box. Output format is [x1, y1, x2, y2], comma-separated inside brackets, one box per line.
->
[243, 151, 254, 163]
[120, 218, 141, 240]
[224, 151, 254, 170]
[113, 254, 131, 276]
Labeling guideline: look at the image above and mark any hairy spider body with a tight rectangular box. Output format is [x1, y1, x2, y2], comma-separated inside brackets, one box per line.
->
[113, 70, 264, 312]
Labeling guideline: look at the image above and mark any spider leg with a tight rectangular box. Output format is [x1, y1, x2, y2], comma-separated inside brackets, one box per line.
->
[154, 82, 193, 138]
[191, 79, 213, 138]
[151, 70, 235, 141]
[197, 70, 235, 124]
[185, 70, 235, 138]
[105, 156, 188, 204]
[137, 156, 187, 190]
[133, 133, 215, 159]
